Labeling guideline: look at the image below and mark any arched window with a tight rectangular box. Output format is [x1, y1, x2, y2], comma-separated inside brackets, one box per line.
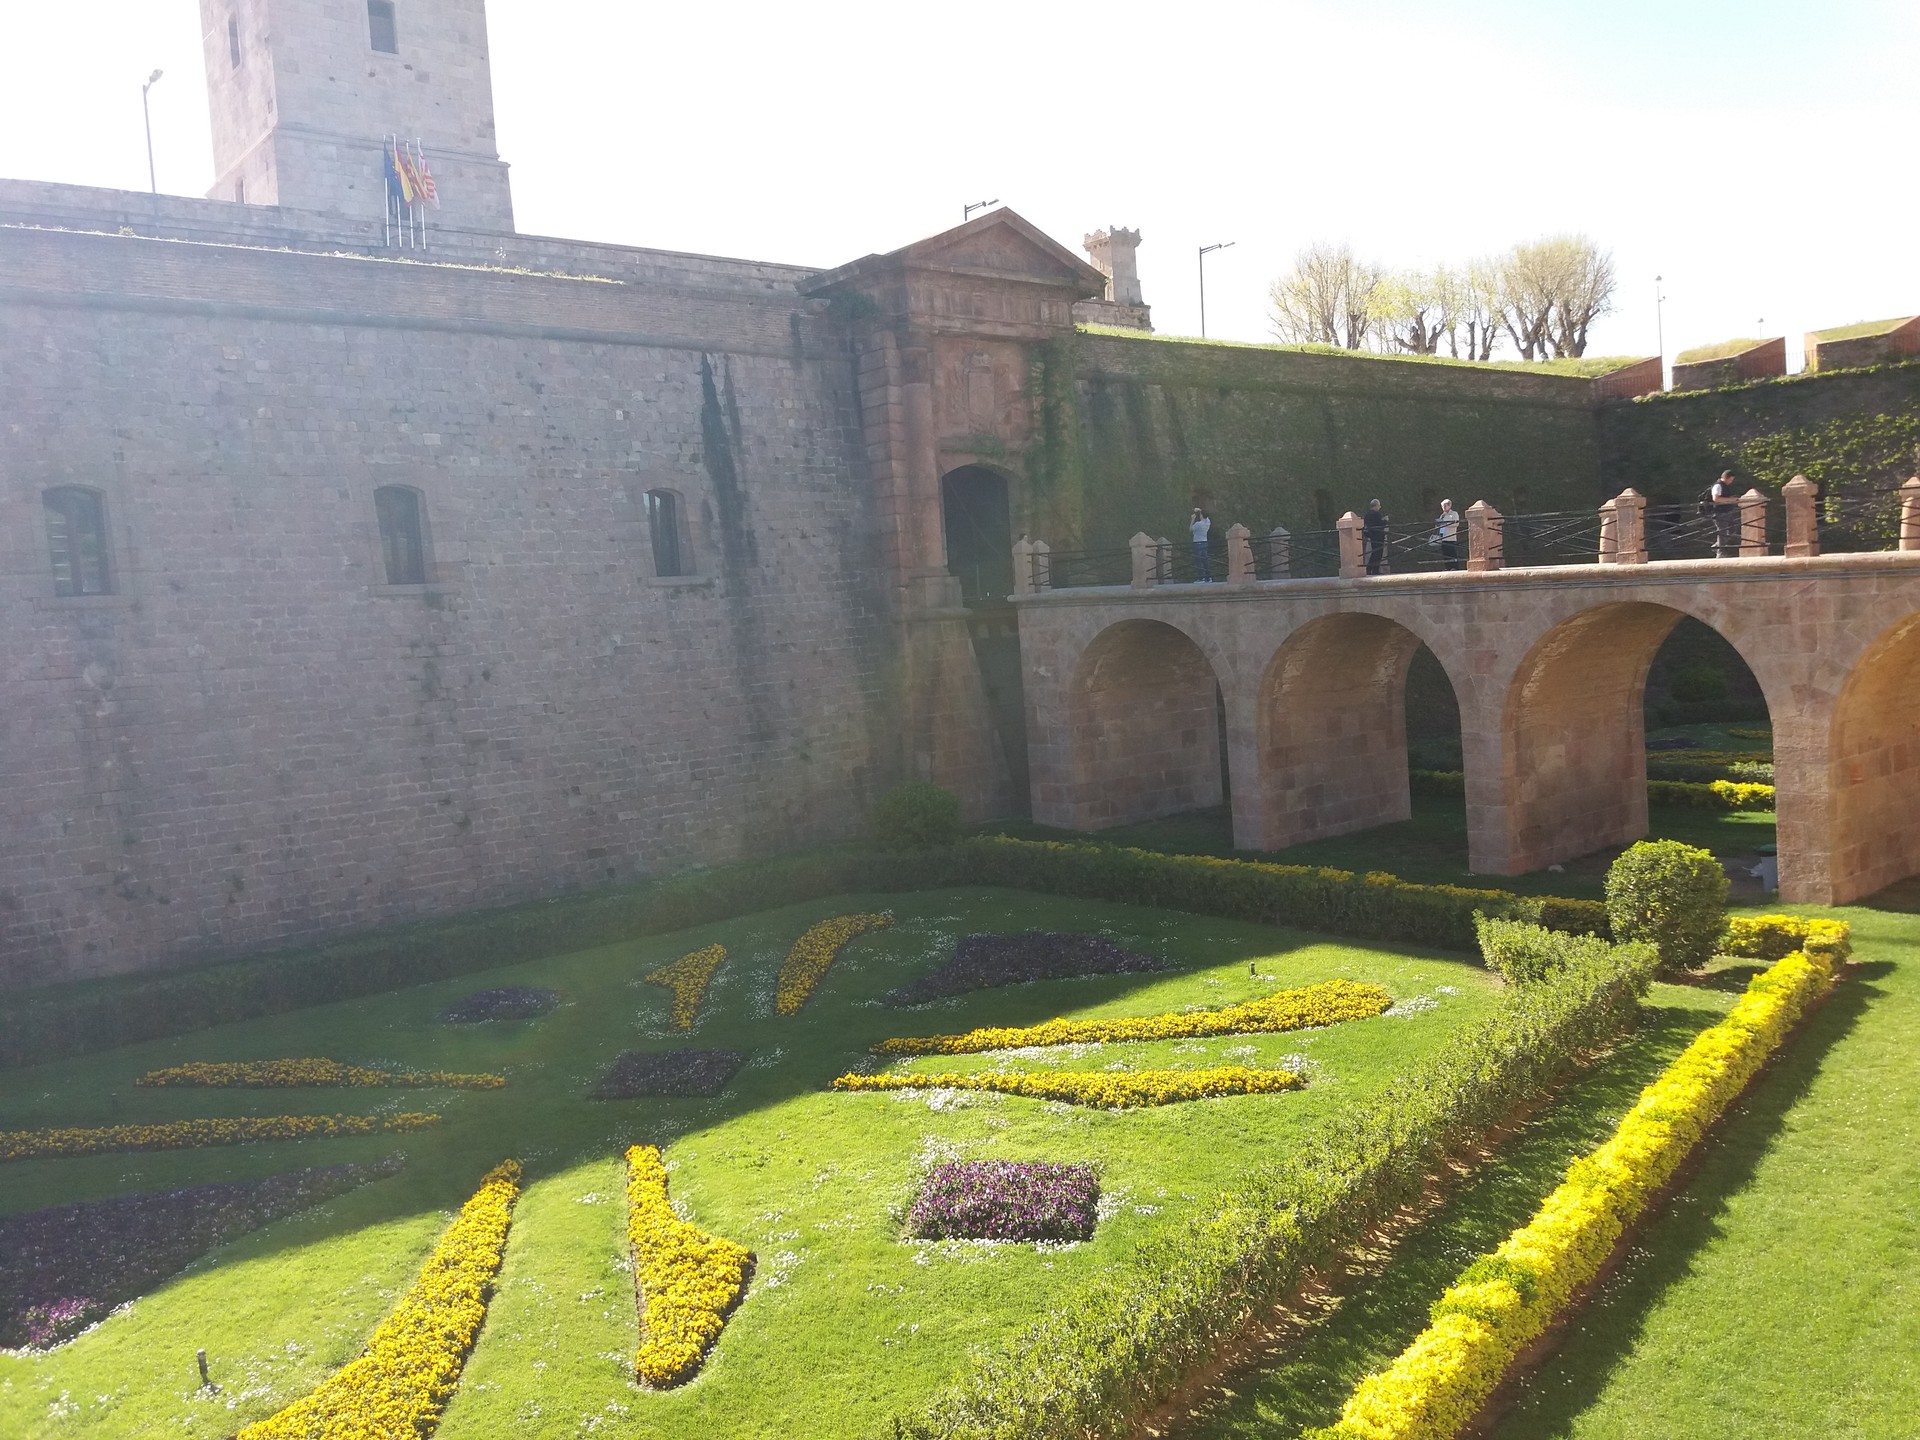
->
[646, 489, 686, 577]
[44, 487, 112, 597]
[374, 485, 427, 585]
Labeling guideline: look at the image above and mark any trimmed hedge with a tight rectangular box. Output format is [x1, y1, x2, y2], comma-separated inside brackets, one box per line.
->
[886, 935, 1659, 1440]
[1646, 778, 1775, 811]
[1, 838, 1607, 1072]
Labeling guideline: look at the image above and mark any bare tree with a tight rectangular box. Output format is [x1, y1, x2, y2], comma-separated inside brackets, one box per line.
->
[1371, 268, 1457, 355]
[1456, 259, 1506, 361]
[1269, 243, 1383, 350]
[1499, 235, 1616, 359]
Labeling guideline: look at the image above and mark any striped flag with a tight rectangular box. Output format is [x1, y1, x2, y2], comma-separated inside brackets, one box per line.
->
[384, 140, 414, 205]
[410, 141, 438, 206]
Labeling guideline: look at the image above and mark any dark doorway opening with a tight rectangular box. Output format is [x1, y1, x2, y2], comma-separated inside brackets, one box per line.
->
[941, 465, 1014, 605]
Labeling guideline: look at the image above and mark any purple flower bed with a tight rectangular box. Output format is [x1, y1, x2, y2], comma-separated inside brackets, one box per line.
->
[439, 986, 559, 1023]
[592, 1048, 746, 1099]
[0, 1156, 403, 1350]
[906, 1159, 1100, 1243]
[887, 932, 1166, 1006]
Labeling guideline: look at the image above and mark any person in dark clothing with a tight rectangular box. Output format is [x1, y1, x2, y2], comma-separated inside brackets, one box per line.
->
[1710, 469, 1741, 558]
[1363, 498, 1388, 575]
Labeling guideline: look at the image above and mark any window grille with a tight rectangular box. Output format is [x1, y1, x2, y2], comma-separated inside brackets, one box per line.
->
[44, 488, 112, 597]
[374, 485, 426, 584]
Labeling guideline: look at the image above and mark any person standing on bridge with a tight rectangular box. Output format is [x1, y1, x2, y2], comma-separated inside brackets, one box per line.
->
[1364, 499, 1389, 575]
[1191, 507, 1213, 582]
[1433, 498, 1461, 569]
[1709, 469, 1741, 558]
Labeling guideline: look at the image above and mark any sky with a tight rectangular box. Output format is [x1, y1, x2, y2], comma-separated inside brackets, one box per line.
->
[1, 0, 1914, 368]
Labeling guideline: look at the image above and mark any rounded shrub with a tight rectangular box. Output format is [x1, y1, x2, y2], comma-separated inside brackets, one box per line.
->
[872, 782, 962, 851]
[1604, 839, 1728, 972]
[1669, 663, 1731, 704]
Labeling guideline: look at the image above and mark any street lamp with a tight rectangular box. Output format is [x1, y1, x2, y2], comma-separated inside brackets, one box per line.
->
[1198, 241, 1235, 339]
[142, 69, 164, 194]
[1654, 274, 1665, 362]
[963, 198, 999, 222]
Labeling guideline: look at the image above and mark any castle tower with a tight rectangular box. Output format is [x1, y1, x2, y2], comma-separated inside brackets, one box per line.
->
[1073, 228, 1152, 331]
[199, 0, 514, 235]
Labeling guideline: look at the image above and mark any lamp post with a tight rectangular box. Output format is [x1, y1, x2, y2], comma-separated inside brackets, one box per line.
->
[142, 69, 164, 194]
[963, 198, 999, 222]
[1654, 274, 1665, 365]
[1198, 241, 1235, 339]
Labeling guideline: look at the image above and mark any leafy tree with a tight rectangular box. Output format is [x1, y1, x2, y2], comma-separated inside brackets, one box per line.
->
[1269, 243, 1383, 350]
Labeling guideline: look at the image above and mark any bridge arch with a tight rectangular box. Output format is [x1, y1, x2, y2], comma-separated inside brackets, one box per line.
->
[1059, 618, 1225, 831]
[1240, 611, 1466, 852]
[1819, 610, 1920, 902]
[1487, 600, 1776, 875]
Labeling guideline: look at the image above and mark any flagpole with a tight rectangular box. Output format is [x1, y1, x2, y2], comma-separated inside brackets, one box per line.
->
[415, 137, 428, 249]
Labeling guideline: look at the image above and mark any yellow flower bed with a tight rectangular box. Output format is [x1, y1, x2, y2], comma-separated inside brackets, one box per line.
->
[643, 943, 729, 1030]
[1309, 929, 1845, 1440]
[240, 1159, 521, 1440]
[626, 1144, 753, 1388]
[873, 978, 1391, 1057]
[0, 1112, 440, 1164]
[775, 913, 892, 1016]
[1721, 913, 1852, 965]
[136, 1059, 504, 1089]
[833, 1064, 1304, 1109]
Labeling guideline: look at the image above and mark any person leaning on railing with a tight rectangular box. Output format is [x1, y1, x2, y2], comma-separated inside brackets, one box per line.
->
[1363, 499, 1388, 575]
[1433, 498, 1461, 569]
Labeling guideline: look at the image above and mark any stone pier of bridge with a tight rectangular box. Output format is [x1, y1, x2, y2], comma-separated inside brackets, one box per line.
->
[1012, 550, 1920, 906]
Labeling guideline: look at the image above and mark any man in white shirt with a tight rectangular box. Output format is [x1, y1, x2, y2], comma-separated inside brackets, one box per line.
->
[1434, 498, 1461, 569]
[1190, 508, 1212, 582]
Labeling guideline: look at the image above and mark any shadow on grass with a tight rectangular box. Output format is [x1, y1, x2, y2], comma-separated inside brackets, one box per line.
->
[1175, 964, 1881, 1440]
[1481, 959, 1889, 1439]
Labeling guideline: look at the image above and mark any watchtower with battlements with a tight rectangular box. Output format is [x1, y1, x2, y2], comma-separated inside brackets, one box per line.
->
[199, 0, 514, 235]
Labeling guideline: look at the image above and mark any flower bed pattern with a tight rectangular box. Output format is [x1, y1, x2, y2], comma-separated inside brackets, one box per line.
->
[438, 987, 558, 1023]
[643, 943, 728, 1030]
[0, 1157, 404, 1350]
[625, 1144, 753, 1388]
[593, 1049, 746, 1099]
[886, 932, 1166, 1007]
[775, 913, 892, 1015]
[907, 1160, 1100, 1243]
[874, 977, 1391, 1057]
[834, 1064, 1304, 1109]
[136, 1059, 504, 1090]
[1309, 934, 1844, 1440]
[0, 1113, 440, 1164]
[239, 1158, 521, 1440]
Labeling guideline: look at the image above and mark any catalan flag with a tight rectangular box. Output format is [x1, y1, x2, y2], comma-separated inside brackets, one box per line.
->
[410, 142, 438, 205]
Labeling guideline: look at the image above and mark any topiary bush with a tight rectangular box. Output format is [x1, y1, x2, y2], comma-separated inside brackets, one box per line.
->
[872, 782, 962, 851]
[1604, 839, 1728, 972]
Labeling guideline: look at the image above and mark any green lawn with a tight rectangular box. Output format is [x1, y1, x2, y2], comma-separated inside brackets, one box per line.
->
[0, 888, 1500, 1440]
[1169, 895, 1920, 1440]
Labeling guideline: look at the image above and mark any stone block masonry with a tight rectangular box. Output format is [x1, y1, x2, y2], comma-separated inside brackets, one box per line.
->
[0, 225, 894, 985]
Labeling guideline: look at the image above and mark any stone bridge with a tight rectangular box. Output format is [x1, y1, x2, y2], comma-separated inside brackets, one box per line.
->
[1012, 545, 1920, 906]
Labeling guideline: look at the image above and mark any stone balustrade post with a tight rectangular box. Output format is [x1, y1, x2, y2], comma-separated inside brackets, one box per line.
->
[1465, 501, 1503, 571]
[1129, 531, 1158, 588]
[1901, 477, 1920, 551]
[1739, 489, 1768, 557]
[1266, 525, 1291, 578]
[1612, 487, 1648, 565]
[1784, 474, 1819, 557]
[1597, 497, 1617, 563]
[1225, 523, 1253, 584]
[1011, 536, 1034, 595]
[1336, 511, 1364, 578]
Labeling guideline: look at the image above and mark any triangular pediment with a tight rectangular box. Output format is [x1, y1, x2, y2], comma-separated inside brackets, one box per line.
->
[807, 208, 1107, 299]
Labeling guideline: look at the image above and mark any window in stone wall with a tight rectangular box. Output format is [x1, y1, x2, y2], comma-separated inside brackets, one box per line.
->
[44, 487, 113, 597]
[645, 489, 686, 577]
[368, 0, 399, 54]
[228, 17, 242, 69]
[374, 485, 427, 585]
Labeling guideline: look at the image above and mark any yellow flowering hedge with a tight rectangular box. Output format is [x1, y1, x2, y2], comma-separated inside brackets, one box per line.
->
[0, 1112, 440, 1163]
[643, 943, 729, 1030]
[136, 1059, 504, 1089]
[775, 913, 892, 1016]
[834, 1064, 1304, 1109]
[1308, 930, 1845, 1440]
[239, 1159, 520, 1440]
[1645, 778, 1775, 811]
[626, 1144, 753, 1388]
[1721, 913, 1852, 964]
[874, 978, 1391, 1057]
